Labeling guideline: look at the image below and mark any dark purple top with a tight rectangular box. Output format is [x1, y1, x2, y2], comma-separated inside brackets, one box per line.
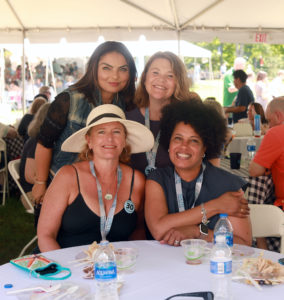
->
[126, 107, 171, 175]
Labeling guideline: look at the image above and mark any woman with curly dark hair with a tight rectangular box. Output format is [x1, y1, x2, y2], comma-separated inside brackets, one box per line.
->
[145, 100, 252, 247]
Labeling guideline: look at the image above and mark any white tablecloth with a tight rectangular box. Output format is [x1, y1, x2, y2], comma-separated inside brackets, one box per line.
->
[228, 136, 263, 157]
[0, 241, 283, 300]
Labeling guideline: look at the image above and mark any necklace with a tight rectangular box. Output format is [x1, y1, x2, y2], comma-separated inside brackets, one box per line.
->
[104, 193, 113, 201]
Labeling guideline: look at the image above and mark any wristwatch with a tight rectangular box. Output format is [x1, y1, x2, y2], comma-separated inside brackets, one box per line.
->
[199, 203, 209, 236]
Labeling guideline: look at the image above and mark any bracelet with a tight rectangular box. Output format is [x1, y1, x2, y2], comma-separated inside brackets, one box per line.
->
[201, 203, 209, 225]
[35, 180, 47, 185]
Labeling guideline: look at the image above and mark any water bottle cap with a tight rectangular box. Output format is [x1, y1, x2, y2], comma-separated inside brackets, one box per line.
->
[220, 213, 228, 218]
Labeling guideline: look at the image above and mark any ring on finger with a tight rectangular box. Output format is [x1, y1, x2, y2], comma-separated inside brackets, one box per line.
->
[174, 240, 180, 245]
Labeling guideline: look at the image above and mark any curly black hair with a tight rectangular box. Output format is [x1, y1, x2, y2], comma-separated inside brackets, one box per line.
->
[160, 101, 227, 160]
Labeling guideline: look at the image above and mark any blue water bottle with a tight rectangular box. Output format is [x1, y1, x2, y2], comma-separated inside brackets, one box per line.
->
[254, 114, 261, 137]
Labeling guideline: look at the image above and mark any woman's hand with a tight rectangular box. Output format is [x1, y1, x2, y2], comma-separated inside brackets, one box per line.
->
[160, 225, 200, 247]
[214, 189, 249, 217]
[32, 182, 47, 204]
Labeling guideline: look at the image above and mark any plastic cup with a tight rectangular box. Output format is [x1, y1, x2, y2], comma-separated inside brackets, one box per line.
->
[230, 152, 241, 169]
[180, 239, 210, 265]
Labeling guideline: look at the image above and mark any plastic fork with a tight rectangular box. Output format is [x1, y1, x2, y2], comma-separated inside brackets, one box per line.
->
[6, 283, 61, 295]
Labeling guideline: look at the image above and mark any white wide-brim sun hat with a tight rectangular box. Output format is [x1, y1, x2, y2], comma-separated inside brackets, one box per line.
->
[61, 104, 154, 154]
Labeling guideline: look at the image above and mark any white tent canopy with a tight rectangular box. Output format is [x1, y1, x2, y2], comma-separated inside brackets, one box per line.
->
[0, 0, 284, 44]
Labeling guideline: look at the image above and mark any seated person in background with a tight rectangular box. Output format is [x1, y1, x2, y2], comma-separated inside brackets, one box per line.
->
[203, 97, 232, 161]
[225, 70, 254, 124]
[0, 122, 18, 139]
[38, 86, 52, 102]
[18, 97, 47, 143]
[37, 104, 154, 252]
[246, 102, 269, 135]
[19, 103, 50, 209]
[249, 97, 284, 251]
[145, 100, 252, 247]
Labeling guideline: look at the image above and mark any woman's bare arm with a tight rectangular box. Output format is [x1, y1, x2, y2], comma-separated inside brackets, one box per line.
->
[37, 165, 75, 252]
[145, 179, 248, 241]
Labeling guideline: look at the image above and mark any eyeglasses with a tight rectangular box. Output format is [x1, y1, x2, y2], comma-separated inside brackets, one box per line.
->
[165, 291, 214, 300]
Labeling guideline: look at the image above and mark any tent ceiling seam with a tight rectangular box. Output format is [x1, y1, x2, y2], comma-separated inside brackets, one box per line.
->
[5, 0, 25, 30]
[169, 0, 180, 30]
[180, 0, 224, 30]
[120, 0, 176, 30]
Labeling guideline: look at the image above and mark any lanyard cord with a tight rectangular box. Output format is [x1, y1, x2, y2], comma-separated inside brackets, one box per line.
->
[89, 161, 122, 240]
[144, 107, 160, 174]
[174, 162, 206, 212]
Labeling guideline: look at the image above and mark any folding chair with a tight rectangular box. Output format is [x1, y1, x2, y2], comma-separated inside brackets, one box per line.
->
[249, 204, 284, 254]
[8, 159, 34, 213]
[8, 158, 37, 256]
[0, 138, 9, 205]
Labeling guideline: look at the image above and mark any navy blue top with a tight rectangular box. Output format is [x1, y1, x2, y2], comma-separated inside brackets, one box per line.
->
[147, 160, 248, 230]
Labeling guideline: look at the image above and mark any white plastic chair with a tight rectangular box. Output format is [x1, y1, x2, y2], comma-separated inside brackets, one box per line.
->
[0, 138, 9, 205]
[8, 159, 34, 213]
[233, 123, 253, 137]
[249, 204, 284, 254]
[8, 158, 37, 256]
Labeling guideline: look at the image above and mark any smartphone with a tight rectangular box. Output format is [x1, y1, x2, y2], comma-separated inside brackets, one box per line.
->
[278, 258, 284, 265]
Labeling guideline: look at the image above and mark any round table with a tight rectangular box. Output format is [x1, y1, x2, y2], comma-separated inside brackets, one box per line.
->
[0, 240, 283, 299]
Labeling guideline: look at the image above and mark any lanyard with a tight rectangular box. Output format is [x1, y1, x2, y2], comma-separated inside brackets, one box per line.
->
[174, 162, 206, 212]
[89, 161, 122, 240]
[144, 107, 160, 175]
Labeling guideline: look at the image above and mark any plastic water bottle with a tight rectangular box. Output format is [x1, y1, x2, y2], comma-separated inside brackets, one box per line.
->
[254, 114, 261, 137]
[210, 235, 233, 300]
[246, 137, 256, 161]
[213, 214, 233, 248]
[94, 240, 119, 300]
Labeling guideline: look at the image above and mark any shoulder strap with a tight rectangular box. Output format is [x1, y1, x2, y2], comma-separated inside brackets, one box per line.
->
[128, 168, 135, 200]
[71, 165, 80, 193]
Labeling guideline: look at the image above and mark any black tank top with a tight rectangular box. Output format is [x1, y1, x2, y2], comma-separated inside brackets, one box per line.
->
[57, 166, 137, 248]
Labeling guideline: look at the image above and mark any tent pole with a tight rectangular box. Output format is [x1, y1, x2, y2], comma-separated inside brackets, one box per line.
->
[21, 30, 26, 115]
[0, 48, 4, 104]
[177, 30, 181, 56]
[49, 57, 57, 95]
[45, 57, 48, 86]
[209, 57, 213, 80]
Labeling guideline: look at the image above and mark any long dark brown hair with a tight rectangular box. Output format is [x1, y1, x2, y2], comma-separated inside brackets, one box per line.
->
[70, 41, 137, 111]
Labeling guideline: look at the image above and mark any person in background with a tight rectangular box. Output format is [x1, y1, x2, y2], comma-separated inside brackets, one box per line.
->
[224, 70, 254, 123]
[32, 41, 137, 204]
[249, 97, 284, 252]
[18, 97, 47, 143]
[223, 57, 246, 107]
[270, 70, 284, 98]
[126, 51, 191, 175]
[0, 122, 18, 139]
[145, 100, 251, 246]
[37, 104, 154, 251]
[246, 102, 269, 135]
[38, 86, 52, 102]
[19, 103, 50, 209]
[255, 71, 270, 111]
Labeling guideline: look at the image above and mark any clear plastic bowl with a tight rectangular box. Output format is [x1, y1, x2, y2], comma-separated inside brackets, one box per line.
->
[115, 248, 139, 270]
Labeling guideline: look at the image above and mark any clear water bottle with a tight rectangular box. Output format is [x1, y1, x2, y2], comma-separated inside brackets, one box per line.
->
[213, 214, 233, 248]
[254, 114, 261, 137]
[210, 235, 233, 300]
[246, 137, 256, 161]
[94, 240, 119, 300]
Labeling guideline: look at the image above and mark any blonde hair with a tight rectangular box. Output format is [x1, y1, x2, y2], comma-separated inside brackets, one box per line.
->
[135, 51, 190, 108]
[30, 97, 47, 114]
[28, 103, 50, 138]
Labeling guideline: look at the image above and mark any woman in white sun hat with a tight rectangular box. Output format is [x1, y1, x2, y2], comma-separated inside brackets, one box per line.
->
[37, 104, 154, 252]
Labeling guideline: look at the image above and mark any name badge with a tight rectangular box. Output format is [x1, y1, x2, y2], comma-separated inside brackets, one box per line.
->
[124, 200, 135, 214]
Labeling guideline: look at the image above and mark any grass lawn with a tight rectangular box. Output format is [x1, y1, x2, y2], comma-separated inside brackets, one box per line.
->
[192, 79, 224, 104]
[0, 195, 36, 265]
